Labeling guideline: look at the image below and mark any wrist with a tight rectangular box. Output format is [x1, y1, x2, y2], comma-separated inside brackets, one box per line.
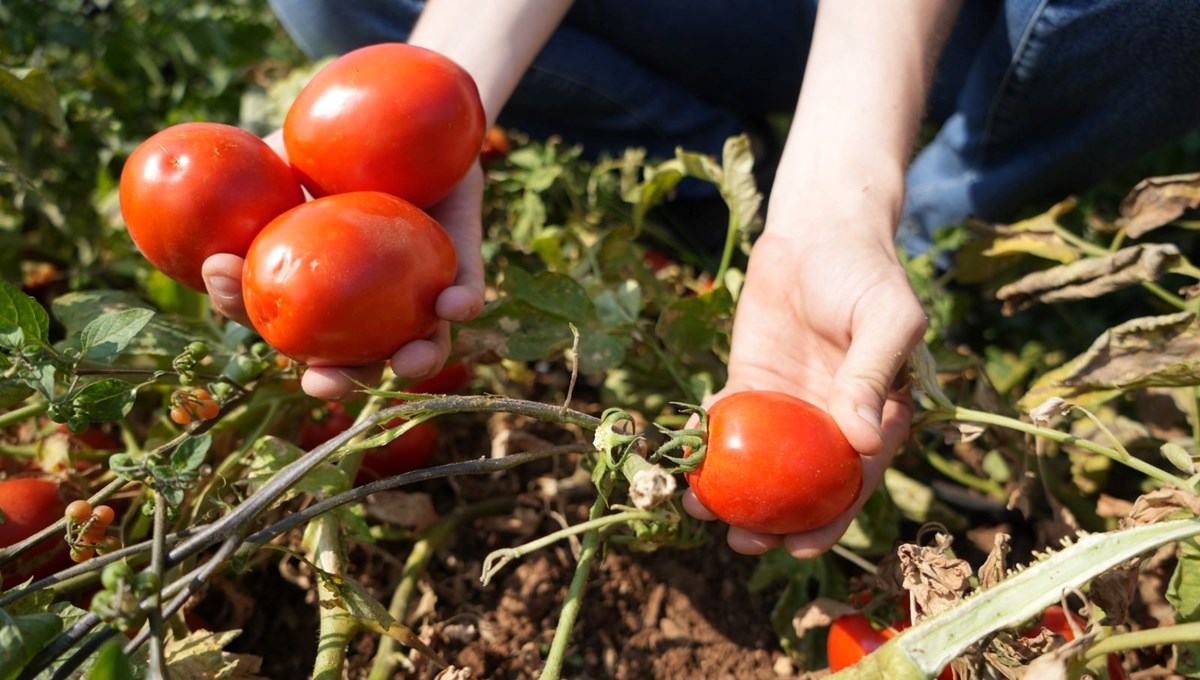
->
[762, 154, 906, 246]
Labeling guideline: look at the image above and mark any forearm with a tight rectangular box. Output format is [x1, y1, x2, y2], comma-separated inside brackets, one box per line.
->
[409, 0, 574, 125]
[769, 1, 962, 239]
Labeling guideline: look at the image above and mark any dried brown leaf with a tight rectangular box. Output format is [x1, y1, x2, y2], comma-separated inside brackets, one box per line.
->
[1121, 486, 1200, 528]
[793, 597, 859, 638]
[997, 244, 1184, 314]
[1118, 172, 1200, 238]
[1055, 312, 1200, 394]
[1089, 559, 1140, 625]
[978, 532, 1012, 590]
[897, 534, 973, 620]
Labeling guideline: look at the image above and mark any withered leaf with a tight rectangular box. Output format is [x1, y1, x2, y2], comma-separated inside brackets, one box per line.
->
[977, 532, 1011, 590]
[1121, 486, 1200, 528]
[983, 198, 1083, 264]
[792, 597, 859, 638]
[1118, 172, 1200, 238]
[1089, 559, 1141, 626]
[897, 534, 973, 620]
[996, 244, 1184, 314]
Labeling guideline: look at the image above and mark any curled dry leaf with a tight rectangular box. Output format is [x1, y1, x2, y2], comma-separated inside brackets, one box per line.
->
[1021, 312, 1200, 410]
[792, 597, 859, 639]
[1019, 633, 1095, 680]
[628, 465, 677, 509]
[1029, 397, 1072, 427]
[435, 665, 474, 680]
[1121, 486, 1200, 528]
[1118, 171, 1200, 238]
[1089, 558, 1141, 626]
[896, 534, 973, 620]
[996, 244, 1183, 315]
[983, 198, 1083, 264]
[977, 532, 1011, 590]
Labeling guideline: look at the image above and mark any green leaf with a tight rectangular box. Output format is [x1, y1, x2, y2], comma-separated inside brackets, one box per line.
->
[0, 67, 66, 129]
[577, 330, 627, 374]
[242, 436, 349, 502]
[0, 379, 33, 408]
[1170, 539, 1200, 622]
[655, 291, 732, 356]
[0, 280, 50, 350]
[80, 308, 156, 362]
[53, 290, 207, 361]
[0, 611, 63, 680]
[719, 134, 764, 237]
[171, 434, 212, 473]
[503, 267, 594, 321]
[593, 281, 642, 326]
[75, 379, 137, 423]
[85, 640, 137, 680]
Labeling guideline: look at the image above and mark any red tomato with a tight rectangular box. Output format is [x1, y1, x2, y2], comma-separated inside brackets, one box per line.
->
[299, 403, 355, 450]
[119, 122, 304, 291]
[0, 478, 71, 582]
[479, 126, 511, 166]
[56, 423, 120, 451]
[404, 362, 472, 395]
[355, 418, 439, 484]
[1024, 606, 1125, 679]
[828, 613, 953, 678]
[283, 43, 485, 209]
[242, 192, 457, 366]
[686, 391, 862, 534]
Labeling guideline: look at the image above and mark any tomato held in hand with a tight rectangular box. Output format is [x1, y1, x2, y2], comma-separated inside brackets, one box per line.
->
[283, 43, 485, 209]
[0, 478, 71, 582]
[242, 191, 457, 366]
[119, 122, 304, 291]
[686, 390, 862, 535]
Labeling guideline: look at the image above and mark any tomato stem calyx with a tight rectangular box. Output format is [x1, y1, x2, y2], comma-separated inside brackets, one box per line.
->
[651, 402, 708, 473]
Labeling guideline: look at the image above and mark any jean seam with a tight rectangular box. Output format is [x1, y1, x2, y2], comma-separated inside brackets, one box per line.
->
[975, 0, 1052, 167]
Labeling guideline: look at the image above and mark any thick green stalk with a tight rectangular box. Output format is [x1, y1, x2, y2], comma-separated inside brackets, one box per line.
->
[539, 496, 605, 680]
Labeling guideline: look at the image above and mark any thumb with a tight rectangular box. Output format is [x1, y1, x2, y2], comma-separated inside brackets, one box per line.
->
[829, 294, 926, 455]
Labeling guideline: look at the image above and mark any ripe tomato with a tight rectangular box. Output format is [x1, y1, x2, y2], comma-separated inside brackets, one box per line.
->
[0, 478, 71, 582]
[686, 391, 862, 534]
[283, 43, 485, 209]
[119, 122, 304, 291]
[242, 191, 457, 366]
[299, 402, 355, 450]
[355, 418, 439, 485]
[828, 613, 953, 678]
[404, 362, 472, 395]
[56, 423, 120, 451]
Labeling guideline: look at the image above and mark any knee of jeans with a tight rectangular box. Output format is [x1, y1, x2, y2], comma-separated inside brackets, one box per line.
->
[269, 0, 422, 58]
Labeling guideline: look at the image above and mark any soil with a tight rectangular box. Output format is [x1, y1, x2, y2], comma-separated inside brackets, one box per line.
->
[198, 410, 793, 679]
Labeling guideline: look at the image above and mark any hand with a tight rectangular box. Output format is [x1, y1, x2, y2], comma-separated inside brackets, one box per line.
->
[202, 132, 486, 399]
[682, 228, 926, 558]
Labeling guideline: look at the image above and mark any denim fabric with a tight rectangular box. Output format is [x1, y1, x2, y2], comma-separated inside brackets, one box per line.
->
[268, 0, 1200, 254]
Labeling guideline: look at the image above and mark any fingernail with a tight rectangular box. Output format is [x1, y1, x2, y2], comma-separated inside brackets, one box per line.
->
[205, 275, 240, 302]
[856, 404, 882, 435]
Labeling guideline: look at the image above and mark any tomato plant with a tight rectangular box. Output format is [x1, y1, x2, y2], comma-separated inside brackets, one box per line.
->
[0, 478, 70, 581]
[119, 122, 305, 291]
[685, 391, 862, 534]
[242, 191, 457, 366]
[355, 418, 439, 485]
[283, 42, 485, 209]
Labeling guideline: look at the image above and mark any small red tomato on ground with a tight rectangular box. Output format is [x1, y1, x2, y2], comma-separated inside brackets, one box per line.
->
[119, 122, 304, 291]
[242, 191, 457, 366]
[355, 419, 439, 485]
[0, 478, 71, 581]
[686, 391, 862, 534]
[283, 43, 485, 209]
[404, 362, 472, 395]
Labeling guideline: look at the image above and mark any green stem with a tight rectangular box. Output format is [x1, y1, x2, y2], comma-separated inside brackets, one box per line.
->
[713, 208, 738, 292]
[366, 497, 516, 680]
[0, 400, 48, 429]
[146, 494, 169, 680]
[539, 497, 605, 680]
[922, 450, 1007, 499]
[1140, 280, 1191, 311]
[1084, 621, 1200, 660]
[310, 514, 357, 680]
[930, 406, 1194, 490]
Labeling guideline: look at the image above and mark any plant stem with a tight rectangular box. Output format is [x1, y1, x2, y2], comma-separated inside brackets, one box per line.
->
[146, 494, 169, 680]
[713, 208, 738, 292]
[921, 449, 1008, 499]
[1084, 621, 1200, 660]
[0, 399, 48, 428]
[928, 406, 1194, 490]
[367, 497, 516, 680]
[310, 514, 357, 680]
[539, 496, 605, 680]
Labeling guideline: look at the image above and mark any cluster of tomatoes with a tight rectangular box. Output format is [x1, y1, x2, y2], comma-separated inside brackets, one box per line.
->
[167, 387, 220, 426]
[119, 42, 485, 367]
[63, 499, 120, 562]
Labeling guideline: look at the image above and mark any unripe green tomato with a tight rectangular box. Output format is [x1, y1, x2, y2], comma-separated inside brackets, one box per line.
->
[134, 571, 161, 595]
[101, 561, 134, 591]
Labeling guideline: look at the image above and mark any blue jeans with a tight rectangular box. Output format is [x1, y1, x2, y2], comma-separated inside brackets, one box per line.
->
[269, 0, 1200, 254]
